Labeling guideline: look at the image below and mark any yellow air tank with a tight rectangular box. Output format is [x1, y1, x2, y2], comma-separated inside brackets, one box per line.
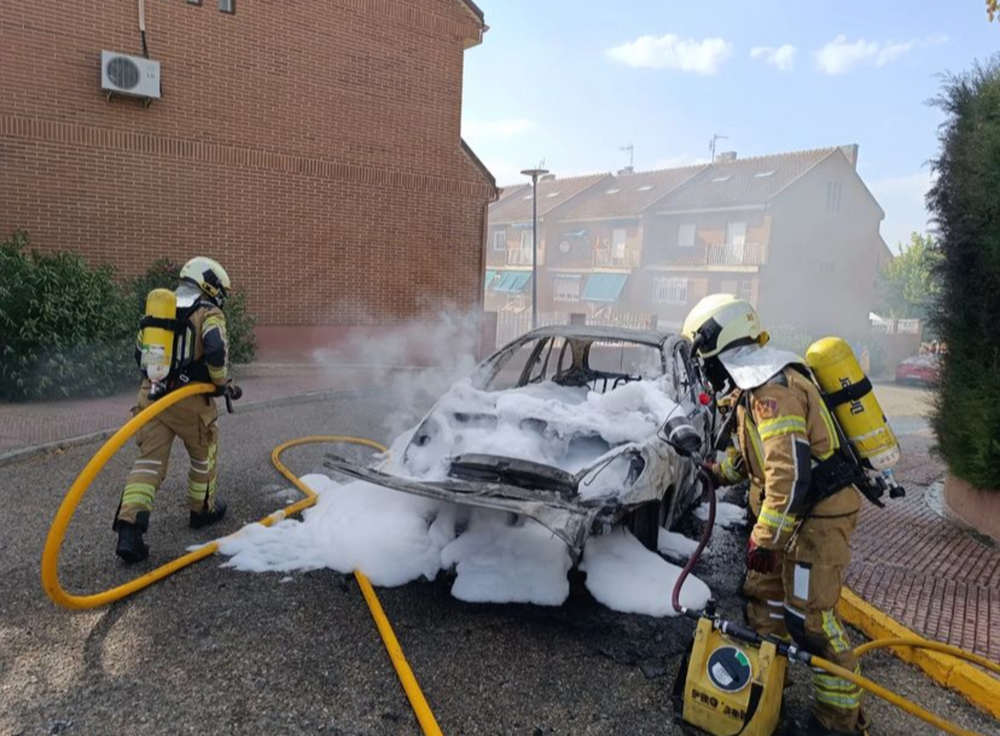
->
[141, 288, 177, 394]
[806, 337, 900, 470]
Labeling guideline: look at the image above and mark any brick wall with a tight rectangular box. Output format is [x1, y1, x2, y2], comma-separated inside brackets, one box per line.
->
[0, 0, 494, 356]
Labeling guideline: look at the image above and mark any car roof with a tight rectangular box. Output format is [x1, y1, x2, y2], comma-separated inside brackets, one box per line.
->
[514, 325, 677, 347]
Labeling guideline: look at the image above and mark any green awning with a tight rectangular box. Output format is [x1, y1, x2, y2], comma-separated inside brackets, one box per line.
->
[493, 271, 532, 294]
[485, 270, 497, 289]
[582, 273, 628, 303]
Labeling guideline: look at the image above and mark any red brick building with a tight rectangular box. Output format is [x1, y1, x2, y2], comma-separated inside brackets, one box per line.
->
[0, 0, 495, 359]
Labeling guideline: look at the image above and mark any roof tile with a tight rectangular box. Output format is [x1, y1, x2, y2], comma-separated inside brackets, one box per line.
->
[556, 165, 707, 221]
[652, 147, 839, 211]
[488, 174, 611, 224]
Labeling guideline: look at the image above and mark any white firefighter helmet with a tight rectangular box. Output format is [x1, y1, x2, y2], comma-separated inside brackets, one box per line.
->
[180, 257, 231, 303]
[682, 293, 764, 358]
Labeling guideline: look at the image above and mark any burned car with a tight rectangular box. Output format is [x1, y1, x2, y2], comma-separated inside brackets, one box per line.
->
[326, 326, 715, 558]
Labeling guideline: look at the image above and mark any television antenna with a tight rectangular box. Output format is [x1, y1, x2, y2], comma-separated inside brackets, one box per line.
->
[709, 134, 729, 163]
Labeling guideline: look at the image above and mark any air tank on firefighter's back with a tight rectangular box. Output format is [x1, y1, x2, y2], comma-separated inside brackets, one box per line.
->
[805, 337, 901, 471]
[141, 288, 177, 397]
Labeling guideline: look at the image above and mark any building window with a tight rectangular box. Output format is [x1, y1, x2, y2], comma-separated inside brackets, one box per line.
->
[520, 230, 533, 250]
[826, 181, 842, 212]
[493, 230, 506, 251]
[612, 228, 627, 256]
[553, 275, 581, 302]
[678, 223, 696, 248]
[654, 277, 688, 305]
[725, 221, 747, 246]
[740, 280, 752, 297]
[186, 0, 202, 5]
[218, 0, 235, 13]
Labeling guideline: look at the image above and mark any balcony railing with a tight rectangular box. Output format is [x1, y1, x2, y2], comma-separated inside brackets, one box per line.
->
[593, 247, 641, 268]
[506, 247, 534, 266]
[706, 242, 765, 266]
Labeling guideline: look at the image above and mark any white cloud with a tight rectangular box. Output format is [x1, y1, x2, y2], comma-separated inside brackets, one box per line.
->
[868, 170, 937, 252]
[606, 34, 733, 75]
[750, 44, 796, 71]
[815, 34, 948, 75]
[462, 118, 538, 139]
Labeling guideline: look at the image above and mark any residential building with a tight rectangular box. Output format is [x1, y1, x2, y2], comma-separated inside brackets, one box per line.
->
[0, 0, 495, 359]
[544, 165, 706, 318]
[485, 173, 610, 315]
[486, 145, 886, 341]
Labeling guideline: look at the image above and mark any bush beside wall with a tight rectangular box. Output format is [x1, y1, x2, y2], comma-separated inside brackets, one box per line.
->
[0, 234, 257, 401]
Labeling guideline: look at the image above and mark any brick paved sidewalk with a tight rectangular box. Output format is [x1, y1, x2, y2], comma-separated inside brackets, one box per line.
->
[0, 364, 410, 453]
[845, 437, 1000, 664]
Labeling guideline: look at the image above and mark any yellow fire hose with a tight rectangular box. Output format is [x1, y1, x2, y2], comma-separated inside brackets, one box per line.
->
[39, 383, 999, 736]
[271, 437, 444, 736]
[813, 641, 1000, 736]
[41, 382, 443, 736]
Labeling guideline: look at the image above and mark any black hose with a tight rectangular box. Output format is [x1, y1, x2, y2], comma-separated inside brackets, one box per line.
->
[672, 468, 716, 615]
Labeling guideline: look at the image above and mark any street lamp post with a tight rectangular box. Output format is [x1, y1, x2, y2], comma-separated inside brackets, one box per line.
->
[520, 167, 549, 330]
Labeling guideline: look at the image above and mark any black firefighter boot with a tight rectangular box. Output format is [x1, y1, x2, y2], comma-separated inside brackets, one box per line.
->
[787, 713, 868, 736]
[115, 511, 150, 564]
[190, 498, 227, 530]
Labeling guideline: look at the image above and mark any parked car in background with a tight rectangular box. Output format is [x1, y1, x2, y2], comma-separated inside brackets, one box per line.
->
[895, 354, 941, 386]
[326, 326, 715, 558]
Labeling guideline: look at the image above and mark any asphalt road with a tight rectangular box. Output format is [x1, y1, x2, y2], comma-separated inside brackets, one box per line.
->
[1, 388, 996, 736]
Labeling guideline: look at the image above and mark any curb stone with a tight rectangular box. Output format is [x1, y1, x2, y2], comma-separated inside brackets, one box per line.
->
[0, 387, 380, 468]
[838, 587, 1000, 719]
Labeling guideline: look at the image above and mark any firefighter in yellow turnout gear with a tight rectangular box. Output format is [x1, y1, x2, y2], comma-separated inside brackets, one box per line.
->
[683, 294, 867, 736]
[115, 257, 241, 564]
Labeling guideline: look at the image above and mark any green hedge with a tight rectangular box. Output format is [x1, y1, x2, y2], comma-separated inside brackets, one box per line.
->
[927, 60, 1000, 489]
[0, 234, 257, 401]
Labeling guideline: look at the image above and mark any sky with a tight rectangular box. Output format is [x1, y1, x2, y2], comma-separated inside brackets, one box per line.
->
[460, 1, 1000, 252]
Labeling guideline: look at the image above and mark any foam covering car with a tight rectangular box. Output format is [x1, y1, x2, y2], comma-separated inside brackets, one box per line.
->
[326, 326, 716, 558]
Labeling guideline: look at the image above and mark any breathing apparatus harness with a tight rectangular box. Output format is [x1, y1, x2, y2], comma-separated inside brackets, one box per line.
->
[140, 286, 227, 402]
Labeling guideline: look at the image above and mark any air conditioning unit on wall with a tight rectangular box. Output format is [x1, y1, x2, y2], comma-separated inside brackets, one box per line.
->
[101, 51, 161, 99]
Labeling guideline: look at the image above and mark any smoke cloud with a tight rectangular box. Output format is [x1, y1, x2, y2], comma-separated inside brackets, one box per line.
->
[313, 309, 489, 437]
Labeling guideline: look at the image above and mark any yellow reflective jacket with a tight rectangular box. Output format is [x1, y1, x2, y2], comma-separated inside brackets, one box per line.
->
[715, 367, 861, 550]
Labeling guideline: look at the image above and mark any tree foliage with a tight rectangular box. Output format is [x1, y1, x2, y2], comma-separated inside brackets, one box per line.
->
[927, 58, 1000, 489]
[877, 232, 942, 321]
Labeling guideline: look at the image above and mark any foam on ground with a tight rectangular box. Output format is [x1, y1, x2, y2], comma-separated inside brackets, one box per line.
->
[580, 529, 712, 616]
[694, 499, 746, 529]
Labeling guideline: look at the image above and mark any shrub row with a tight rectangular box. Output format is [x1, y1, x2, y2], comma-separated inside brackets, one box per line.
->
[0, 233, 256, 401]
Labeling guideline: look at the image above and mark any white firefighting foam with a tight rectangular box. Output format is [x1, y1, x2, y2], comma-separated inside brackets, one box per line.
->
[218, 377, 712, 616]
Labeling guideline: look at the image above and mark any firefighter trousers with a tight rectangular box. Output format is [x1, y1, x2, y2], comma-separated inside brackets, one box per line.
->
[117, 390, 220, 525]
[743, 510, 863, 733]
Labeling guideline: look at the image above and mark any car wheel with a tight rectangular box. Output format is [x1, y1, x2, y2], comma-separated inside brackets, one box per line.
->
[626, 501, 662, 552]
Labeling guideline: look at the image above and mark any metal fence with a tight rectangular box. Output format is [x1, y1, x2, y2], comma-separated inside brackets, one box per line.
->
[871, 317, 922, 336]
[706, 242, 766, 266]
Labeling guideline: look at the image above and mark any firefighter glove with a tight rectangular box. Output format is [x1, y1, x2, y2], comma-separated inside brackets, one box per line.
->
[746, 538, 781, 574]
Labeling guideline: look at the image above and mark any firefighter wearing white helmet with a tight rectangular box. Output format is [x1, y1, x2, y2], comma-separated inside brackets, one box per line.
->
[114, 257, 242, 564]
[683, 294, 868, 736]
